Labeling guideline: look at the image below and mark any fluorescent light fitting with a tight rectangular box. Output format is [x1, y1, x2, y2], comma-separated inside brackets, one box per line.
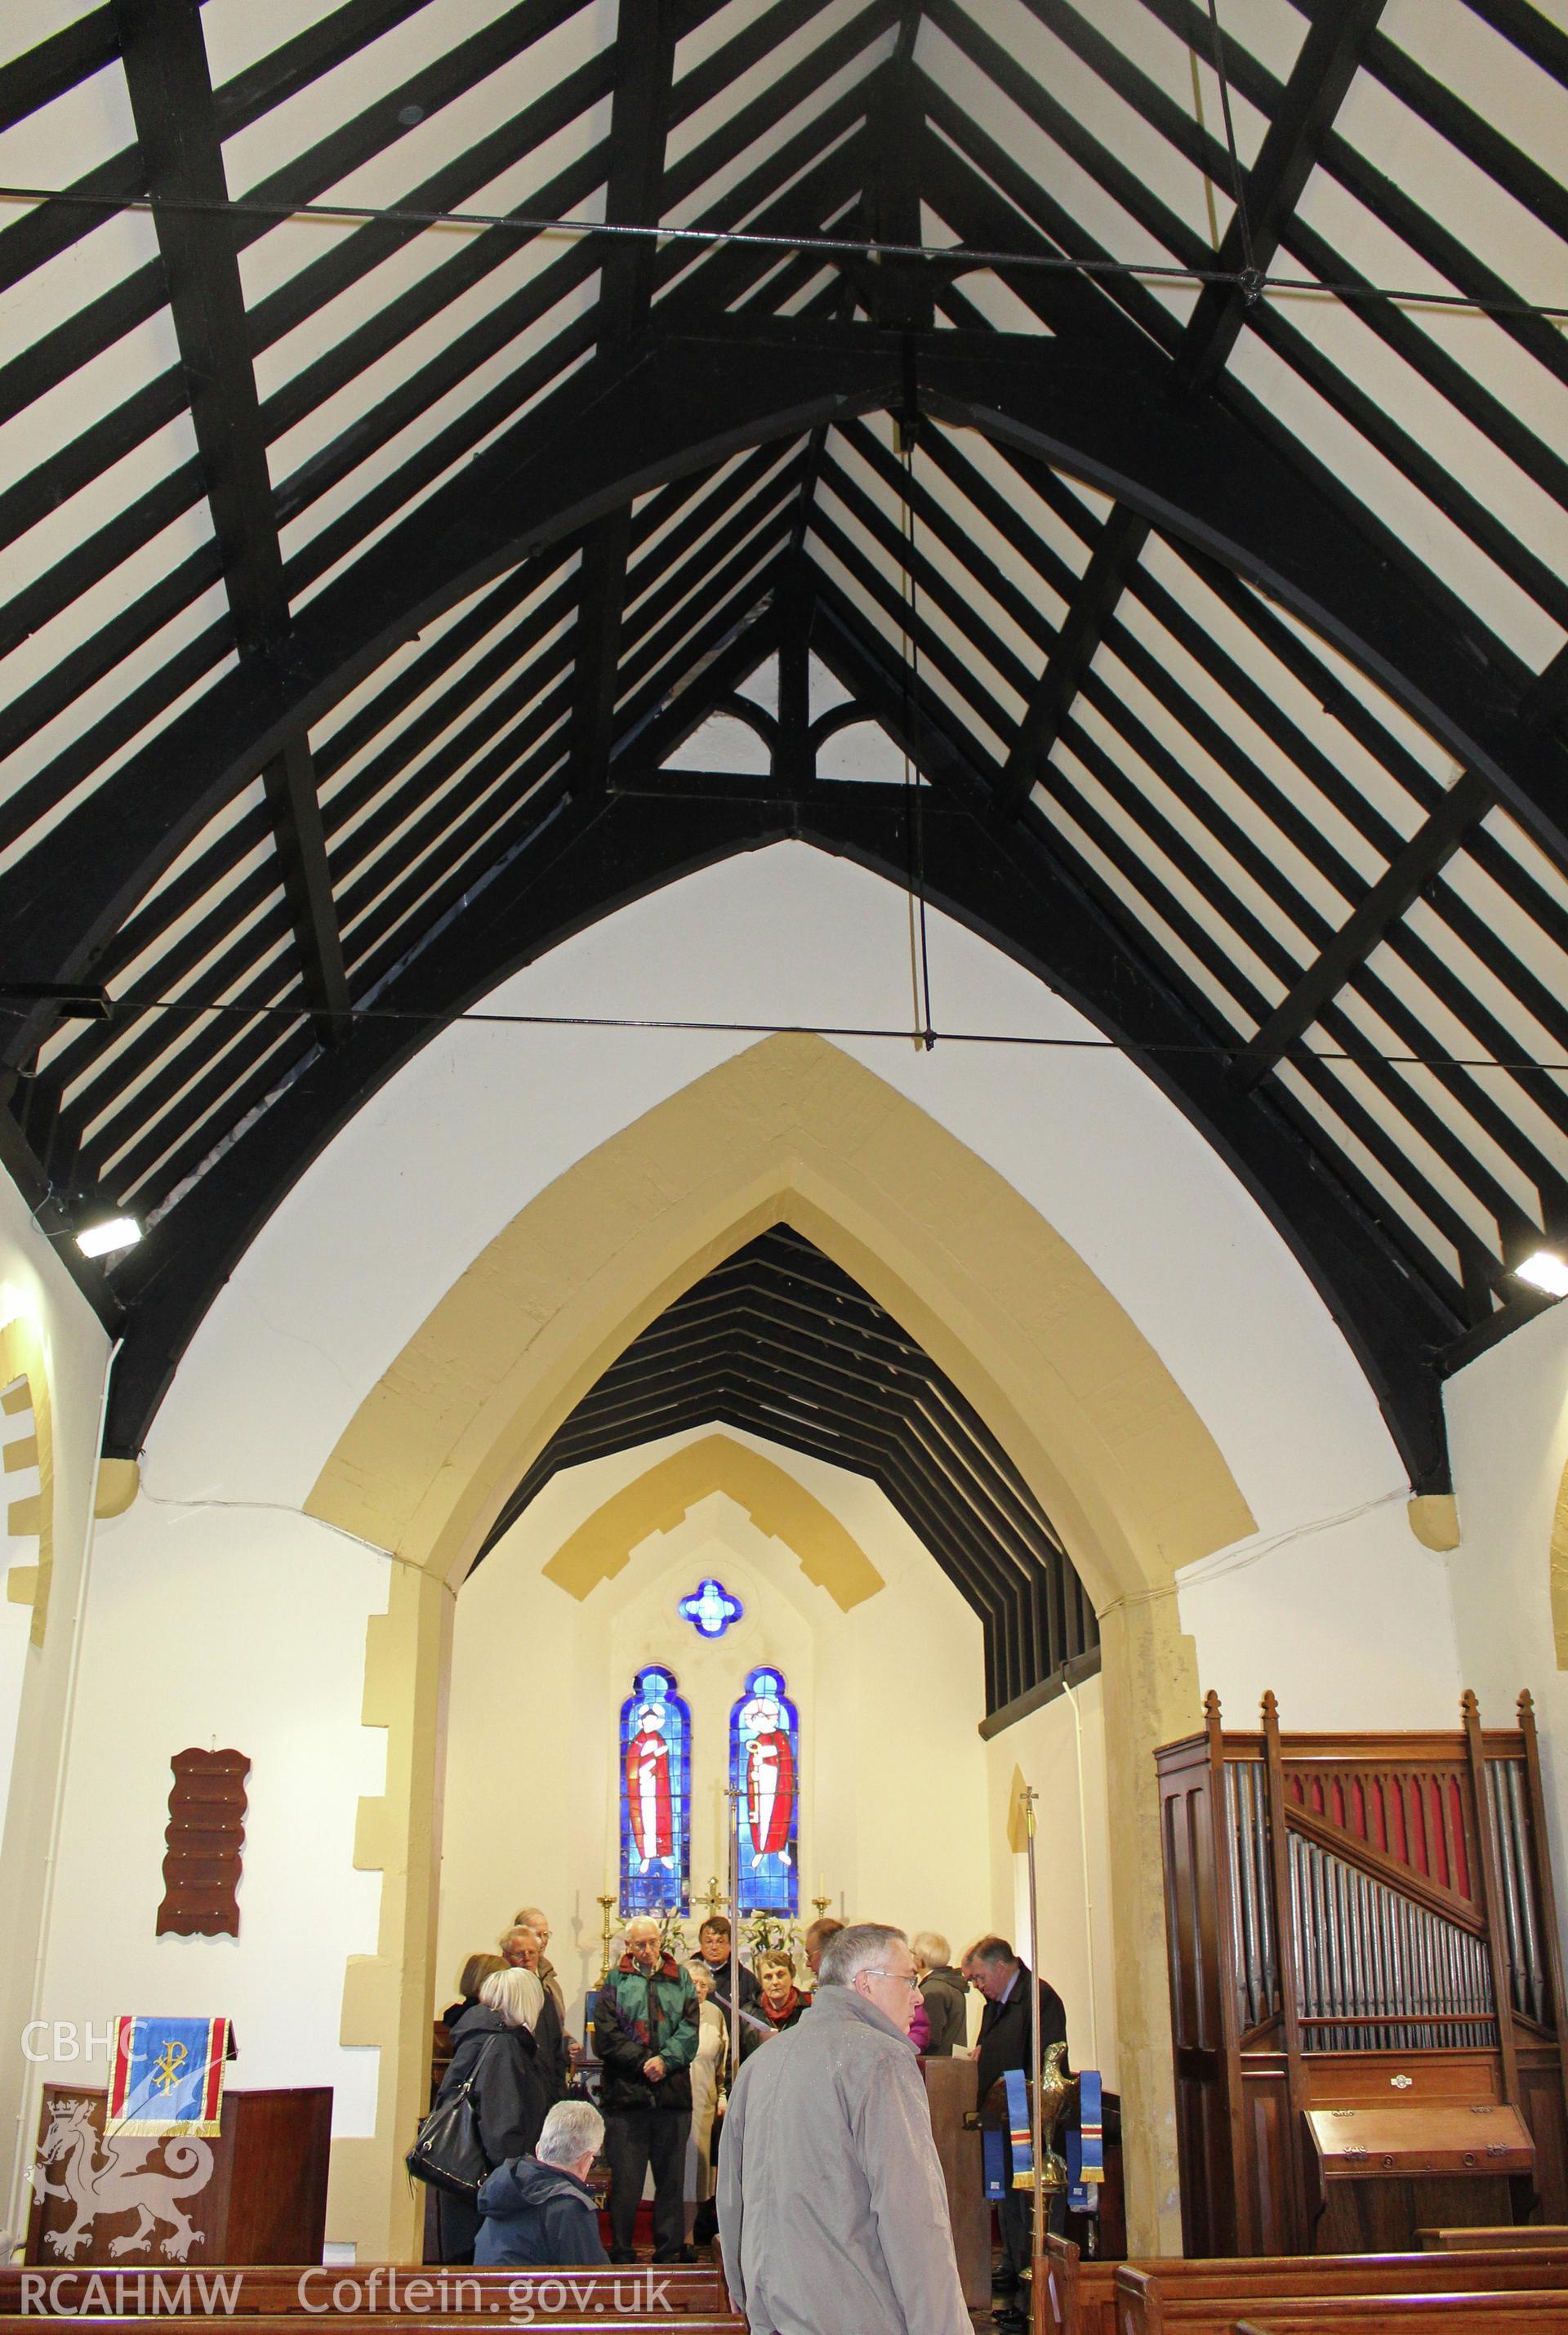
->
[76, 1216, 141, 1260]
[1516, 1249, 1568, 1299]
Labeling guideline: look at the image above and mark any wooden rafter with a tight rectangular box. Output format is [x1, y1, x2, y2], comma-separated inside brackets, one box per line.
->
[0, 0, 1563, 1479]
[112, 0, 350, 1046]
[996, 0, 1388, 816]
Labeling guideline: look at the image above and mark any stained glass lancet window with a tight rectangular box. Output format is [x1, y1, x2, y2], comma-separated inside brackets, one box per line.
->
[731, 1666, 799, 1917]
[619, 1665, 691, 1917]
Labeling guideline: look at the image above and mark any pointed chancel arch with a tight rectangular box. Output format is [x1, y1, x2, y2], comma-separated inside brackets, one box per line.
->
[310, 1033, 1252, 1598]
[541, 1433, 884, 1613]
[306, 1032, 1254, 2257]
[1553, 1461, 1568, 1669]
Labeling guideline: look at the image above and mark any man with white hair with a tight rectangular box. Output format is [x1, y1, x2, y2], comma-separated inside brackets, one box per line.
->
[511, 1905, 567, 2026]
[718, 1923, 969, 2335]
[475, 2098, 609, 2266]
[594, 1914, 698, 2263]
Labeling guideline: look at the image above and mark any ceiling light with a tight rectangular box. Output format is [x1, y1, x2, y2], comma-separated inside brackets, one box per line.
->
[1516, 1250, 1568, 1299]
[76, 1217, 141, 1260]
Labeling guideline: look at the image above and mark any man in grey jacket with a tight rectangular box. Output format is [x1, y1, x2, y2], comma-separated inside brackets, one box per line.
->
[717, 1923, 969, 2335]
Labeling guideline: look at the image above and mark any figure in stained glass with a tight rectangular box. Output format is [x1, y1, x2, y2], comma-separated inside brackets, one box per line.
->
[620, 1665, 690, 1915]
[731, 1667, 799, 1916]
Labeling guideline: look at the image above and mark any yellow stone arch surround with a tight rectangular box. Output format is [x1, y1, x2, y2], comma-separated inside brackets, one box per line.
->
[307, 1032, 1255, 2256]
[542, 1433, 885, 1608]
[0, 1312, 56, 1647]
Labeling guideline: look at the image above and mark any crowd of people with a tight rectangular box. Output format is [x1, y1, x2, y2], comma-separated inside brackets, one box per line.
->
[430, 1896, 1067, 2335]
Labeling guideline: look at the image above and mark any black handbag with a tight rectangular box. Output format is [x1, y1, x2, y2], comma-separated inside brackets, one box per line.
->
[407, 2034, 501, 2196]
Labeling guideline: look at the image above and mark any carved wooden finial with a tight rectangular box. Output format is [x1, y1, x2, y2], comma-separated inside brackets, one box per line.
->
[1204, 1688, 1222, 1721]
[1261, 1689, 1279, 1723]
[1519, 1688, 1535, 1720]
[1460, 1687, 1481, 1722]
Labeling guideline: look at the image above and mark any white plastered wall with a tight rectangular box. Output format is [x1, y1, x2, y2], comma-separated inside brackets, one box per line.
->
[30, 844, 1468, 2230]
[33, 1495, 390, 2141]
[1175, 1499, 1463, 1732]
[982, 1672, 1117, 2092]
[0, 1175, 112, 2253]
[1443, 1301, 1568, 1954]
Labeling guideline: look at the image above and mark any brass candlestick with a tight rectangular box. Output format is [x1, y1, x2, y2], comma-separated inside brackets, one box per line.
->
[811, 1889, 831, 1921]
[597, 1890, 617, 1982]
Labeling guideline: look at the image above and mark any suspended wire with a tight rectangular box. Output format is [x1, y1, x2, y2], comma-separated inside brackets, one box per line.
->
[1203, 0, 1257, 283]
[1, 184, 1566, 322]
[11, 991, 1568, 1076]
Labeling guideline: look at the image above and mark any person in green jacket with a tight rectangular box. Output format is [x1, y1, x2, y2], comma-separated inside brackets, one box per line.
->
[594, 1916, 699, 2262]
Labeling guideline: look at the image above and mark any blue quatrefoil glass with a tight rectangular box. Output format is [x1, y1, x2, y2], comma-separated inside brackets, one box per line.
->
[678, 1577, 744, 1639]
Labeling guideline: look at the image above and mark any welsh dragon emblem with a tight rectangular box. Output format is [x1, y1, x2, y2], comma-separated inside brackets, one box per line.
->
[30, 2097, 212, 2260]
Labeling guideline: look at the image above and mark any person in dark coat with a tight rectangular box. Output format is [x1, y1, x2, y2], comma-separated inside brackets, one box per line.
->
[693, 1914, 761, 2012]
[434, 1967, 553, 2265]
[595, 1917, 698, 2264]
[534, 1980, 568, 2105]
[912, 1932, 968, 2056]
[965, 1936, 1071, 2327]
[475, 2099, 609, 2267]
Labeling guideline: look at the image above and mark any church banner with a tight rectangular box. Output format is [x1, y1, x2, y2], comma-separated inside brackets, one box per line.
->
[1077, 2068, 1103, 2183]
[1004, 2067, 1034, 2189]
[108, 2016, 229, 2136]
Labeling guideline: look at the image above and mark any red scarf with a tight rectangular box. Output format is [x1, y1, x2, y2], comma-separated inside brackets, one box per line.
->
[764, 1986, 801, 2027]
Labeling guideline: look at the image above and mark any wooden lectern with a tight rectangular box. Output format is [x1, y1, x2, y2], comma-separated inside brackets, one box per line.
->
[922, 2056, 991, 2307]
[25, 2085, 332, 2266]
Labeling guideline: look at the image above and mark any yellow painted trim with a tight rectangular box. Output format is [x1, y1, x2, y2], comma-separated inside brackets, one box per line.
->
[0, 1319, 55, 1648]
[1552, 1459, 1568, 1668]
[5, 1565, 38, 1606]
[306, 1033, 1252, 2256]
[541, 1433, 884, 1609]
[1408, 1493, 1461, 1553]
[93, 1458, 140, 1519]
[1005, 1764, 1032, 1855]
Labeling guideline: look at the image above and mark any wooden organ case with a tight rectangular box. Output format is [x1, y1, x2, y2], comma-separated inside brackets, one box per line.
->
[1156, 1690, 1568, 2257]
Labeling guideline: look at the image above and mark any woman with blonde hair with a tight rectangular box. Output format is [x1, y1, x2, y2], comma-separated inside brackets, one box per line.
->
[431, 1965, 551, 2263]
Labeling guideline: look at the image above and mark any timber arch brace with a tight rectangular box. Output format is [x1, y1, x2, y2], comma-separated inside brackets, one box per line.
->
[4, 317, 1559, 1024]
[8, 325, 1541, 1485]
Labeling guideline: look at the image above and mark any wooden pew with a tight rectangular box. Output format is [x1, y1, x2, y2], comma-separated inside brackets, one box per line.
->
[0, 2318, 737, 2335]
[0, 2270, 734, 2319]
[1039, 2236, 1120, 2335]
[1420, 2231, 1568, 2253]
[1234, 2303, 1568, 2335]
[1116, 2253, 1568, 2335]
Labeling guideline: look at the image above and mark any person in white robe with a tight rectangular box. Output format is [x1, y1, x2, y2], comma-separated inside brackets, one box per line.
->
[685, 1964, 728, 2204]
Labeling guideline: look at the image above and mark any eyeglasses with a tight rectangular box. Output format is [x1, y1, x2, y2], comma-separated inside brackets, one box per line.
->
[865, 1968, 922, 1991]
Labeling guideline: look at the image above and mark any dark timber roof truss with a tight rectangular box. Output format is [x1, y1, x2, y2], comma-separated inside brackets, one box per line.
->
[0, 0, 1566, 1494]
[479, 1227, 1100, 1718]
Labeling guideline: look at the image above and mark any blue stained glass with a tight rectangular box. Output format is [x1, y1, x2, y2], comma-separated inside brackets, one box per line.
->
[679, 1578, 743, 1639]
[730, 1665, 799, 1917]
[619, 1664, 691, 1917]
